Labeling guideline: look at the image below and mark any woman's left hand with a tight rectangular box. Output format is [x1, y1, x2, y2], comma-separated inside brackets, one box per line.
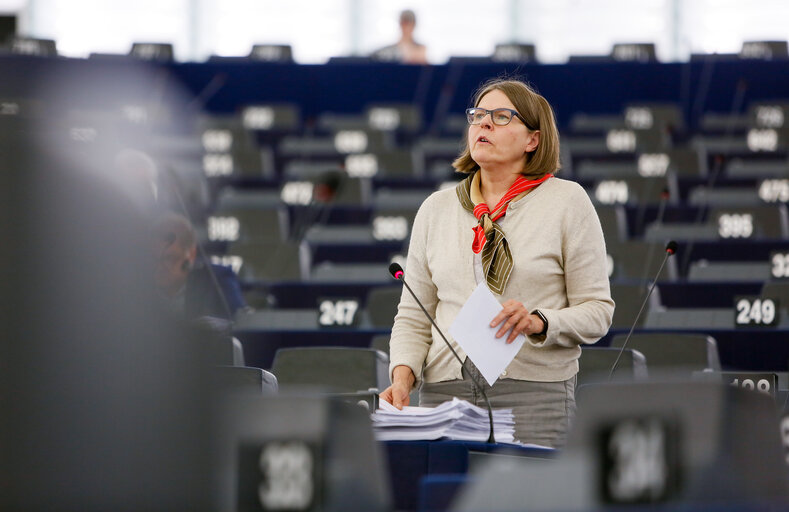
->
[490, 300, 545, 344]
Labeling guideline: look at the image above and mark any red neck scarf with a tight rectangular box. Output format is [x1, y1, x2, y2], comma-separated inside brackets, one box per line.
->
[470, 173, 553, 253]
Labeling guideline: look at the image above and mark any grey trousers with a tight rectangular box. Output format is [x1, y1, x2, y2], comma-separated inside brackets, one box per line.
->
[419, 360, 576, 448]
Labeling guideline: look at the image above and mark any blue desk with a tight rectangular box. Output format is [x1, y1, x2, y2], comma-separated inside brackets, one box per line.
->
[382, 440, 554, 511]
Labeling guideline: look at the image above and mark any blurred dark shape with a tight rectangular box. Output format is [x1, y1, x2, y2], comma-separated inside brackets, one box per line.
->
[0, 87, 216, 512]
[217, 394, 391, 512]
[130, 42, 174, 62]
[491, 43, 537, 63]
[0, 16, 16, 45]
[248, 44, 294, 62]
[739, 40, 789, 60]
[313, 169, 343, 203]
[4, 35, 57, 56]
[452, 381, 789, 511]
[271, 347, 390, 393]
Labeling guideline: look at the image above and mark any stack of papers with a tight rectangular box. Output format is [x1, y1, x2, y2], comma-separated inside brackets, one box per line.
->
[372, 397, 515, 443]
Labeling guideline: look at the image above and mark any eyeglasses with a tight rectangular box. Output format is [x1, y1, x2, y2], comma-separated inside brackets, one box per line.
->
[465, 107, 534, 129]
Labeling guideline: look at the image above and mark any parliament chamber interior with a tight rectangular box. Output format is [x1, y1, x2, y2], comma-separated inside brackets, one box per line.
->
[3, 24, 789, 512]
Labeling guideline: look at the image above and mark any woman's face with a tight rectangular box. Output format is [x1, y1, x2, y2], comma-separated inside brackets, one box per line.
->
[467, 89, 539, 174]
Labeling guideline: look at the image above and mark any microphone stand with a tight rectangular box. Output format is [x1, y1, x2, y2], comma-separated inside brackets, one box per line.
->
[390, 264, 496, 444]
[609, 241, 677, 380]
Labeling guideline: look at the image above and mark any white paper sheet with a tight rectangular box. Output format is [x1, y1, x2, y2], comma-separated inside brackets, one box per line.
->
[448, 281, 526, 386]
[372, 397, 516, 442]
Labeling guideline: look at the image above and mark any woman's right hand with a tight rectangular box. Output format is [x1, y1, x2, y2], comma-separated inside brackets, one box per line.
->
[379, 365, 415, 410]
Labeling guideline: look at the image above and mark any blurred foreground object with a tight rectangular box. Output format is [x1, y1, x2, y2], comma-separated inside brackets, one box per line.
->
[453, 381, 789, 511]
[0, 61, 217, 511]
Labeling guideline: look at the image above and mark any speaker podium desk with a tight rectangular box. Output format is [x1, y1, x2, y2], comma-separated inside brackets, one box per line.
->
[382, 440, 555, 512]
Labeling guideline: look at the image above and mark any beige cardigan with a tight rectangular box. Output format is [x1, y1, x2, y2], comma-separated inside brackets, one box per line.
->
[389, 176, 614, 387]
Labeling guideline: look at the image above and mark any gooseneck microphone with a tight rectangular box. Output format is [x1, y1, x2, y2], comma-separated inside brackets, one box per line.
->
[609, 241, 678, 380]
[388, 263, 496, 444]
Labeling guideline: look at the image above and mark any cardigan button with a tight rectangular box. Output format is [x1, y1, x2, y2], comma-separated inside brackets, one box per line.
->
[500, 370, 508, 377]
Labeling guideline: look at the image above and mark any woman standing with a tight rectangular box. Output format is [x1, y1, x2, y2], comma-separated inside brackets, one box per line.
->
[380, 79, 614, 448]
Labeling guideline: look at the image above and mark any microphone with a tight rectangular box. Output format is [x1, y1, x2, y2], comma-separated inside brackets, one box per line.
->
[609, 240, 677, 380]
[388, 262, 496, 444]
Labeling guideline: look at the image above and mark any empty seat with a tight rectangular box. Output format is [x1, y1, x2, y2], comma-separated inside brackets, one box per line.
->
[609, 283, 663, 329]
[199, 115, 259, 154]
[213, 366, 278, 394]
[708, 205, 789, 240]
[240, 103, 300, 132]
[271, 347, 390, 393]
[207, 208, 288, 244]
[578, 346, 648, 386]
[364, 286, 402, 328]
[365, 103, 422, 133]
[610, 332, 721, 376]
[608, 240, 679, 282]
[352, 149, 421, 178]
[227, 241, 304, 282]
[441, 113, 469, 135]
[203, 334, 247, 366]
[596, 205, 629, 246]
[415, 136, 463, 159]
[590, 176, 678, 207]
[372, 188, 431, 211]
[623, 103, 684, 133]
[327, 174, 372, 206]
[370, 334, 390, 356]
[664, 147, 705, 176]
[761, 281, 789, 316]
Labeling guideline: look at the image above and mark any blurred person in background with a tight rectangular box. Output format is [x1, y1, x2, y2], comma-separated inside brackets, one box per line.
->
[380, 79, 614, 448]
[153, 212, 246, 321]
[371, 9, 428, 64]
[114, 149, 211, 225]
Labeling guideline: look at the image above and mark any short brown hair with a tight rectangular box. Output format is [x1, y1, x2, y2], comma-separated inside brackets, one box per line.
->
[452, 79, 561, 178]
